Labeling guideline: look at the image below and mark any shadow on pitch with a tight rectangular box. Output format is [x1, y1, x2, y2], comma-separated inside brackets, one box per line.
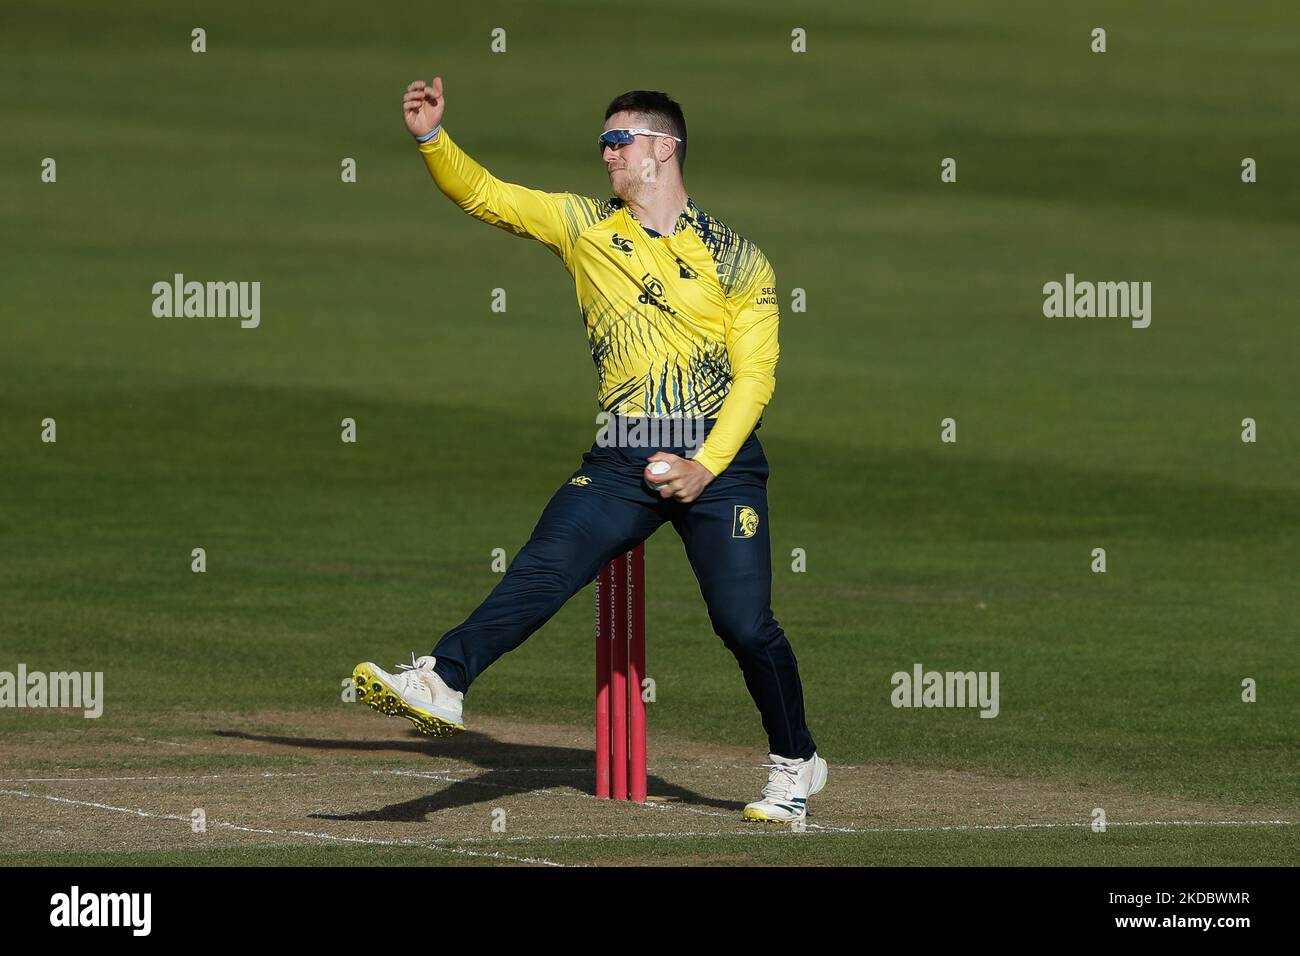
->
[212, 728, 741, 819]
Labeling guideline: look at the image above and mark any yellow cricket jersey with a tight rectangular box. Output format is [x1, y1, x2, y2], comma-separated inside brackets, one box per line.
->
[418, 129, 780, 478]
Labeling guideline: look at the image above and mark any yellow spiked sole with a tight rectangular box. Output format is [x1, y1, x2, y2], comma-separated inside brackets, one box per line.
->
[352, 663, 465, 738]
[742, 806, 801, 823]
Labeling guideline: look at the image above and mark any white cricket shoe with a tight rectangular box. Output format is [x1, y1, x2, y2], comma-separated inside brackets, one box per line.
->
[742, 752, 828, 822]
[353, 654, 465, 737]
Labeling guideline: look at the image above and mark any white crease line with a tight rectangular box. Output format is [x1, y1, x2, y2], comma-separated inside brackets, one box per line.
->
[0, 769, 590, 793]
[0, 788, 572, 867]
[0, 768, 549, 785]
[0, 761, 784, 786]
[129, 738, 202, 749]
[0, 769, 566, 785]
[0, 773, 326, 784]
[633, 792, 1300, 833]
[7, 774, 1294, 837]
[384, 769, 530, 787]
[4, 786, 1291, 856]
[0, 768, 732, 801]
[389, 767, 592, 773]
[270, 827, 572, 866]
[381, 769, 584, 796]
[829, 819, 1300, 835]
[0, 790, 193, 823]
[441, 829, 807, 844]
[429, 817, 1299, 846]
[633, 800, 733, 819]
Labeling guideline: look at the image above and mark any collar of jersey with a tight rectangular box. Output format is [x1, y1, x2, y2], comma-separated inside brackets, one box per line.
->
[612, 197, 698, 237]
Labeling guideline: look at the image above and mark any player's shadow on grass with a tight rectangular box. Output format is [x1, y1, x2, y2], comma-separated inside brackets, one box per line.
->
[212, 728, 737, 817]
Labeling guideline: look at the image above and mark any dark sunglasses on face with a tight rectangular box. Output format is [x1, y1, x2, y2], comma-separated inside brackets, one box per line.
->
[599, 128, 684, 154]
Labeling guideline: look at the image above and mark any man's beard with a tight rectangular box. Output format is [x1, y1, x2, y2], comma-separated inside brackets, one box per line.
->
[610, 162, 654, 202]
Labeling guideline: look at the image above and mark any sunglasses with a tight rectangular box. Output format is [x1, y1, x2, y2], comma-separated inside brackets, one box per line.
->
[599, 128, 684, 154]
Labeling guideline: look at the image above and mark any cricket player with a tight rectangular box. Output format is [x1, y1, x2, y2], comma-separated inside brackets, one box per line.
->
[354, 78, 825, 821]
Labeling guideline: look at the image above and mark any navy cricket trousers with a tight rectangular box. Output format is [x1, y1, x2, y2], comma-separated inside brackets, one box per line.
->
[429, 419, 816, 760]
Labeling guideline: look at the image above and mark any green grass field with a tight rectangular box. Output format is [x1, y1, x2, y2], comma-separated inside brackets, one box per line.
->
[1, 0, 1296, 866]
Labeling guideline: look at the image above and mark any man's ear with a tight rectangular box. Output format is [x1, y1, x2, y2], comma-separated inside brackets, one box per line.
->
[658, 136, 676, 166]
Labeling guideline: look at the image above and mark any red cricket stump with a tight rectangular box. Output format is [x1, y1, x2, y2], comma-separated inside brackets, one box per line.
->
[595, 544, 647, 801]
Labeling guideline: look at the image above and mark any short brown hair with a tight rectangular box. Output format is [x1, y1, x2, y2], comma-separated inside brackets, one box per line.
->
[604, 90, 687, 172]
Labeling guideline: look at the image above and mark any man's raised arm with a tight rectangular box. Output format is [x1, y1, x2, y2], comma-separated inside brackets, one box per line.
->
[403, 76, 601, 262]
